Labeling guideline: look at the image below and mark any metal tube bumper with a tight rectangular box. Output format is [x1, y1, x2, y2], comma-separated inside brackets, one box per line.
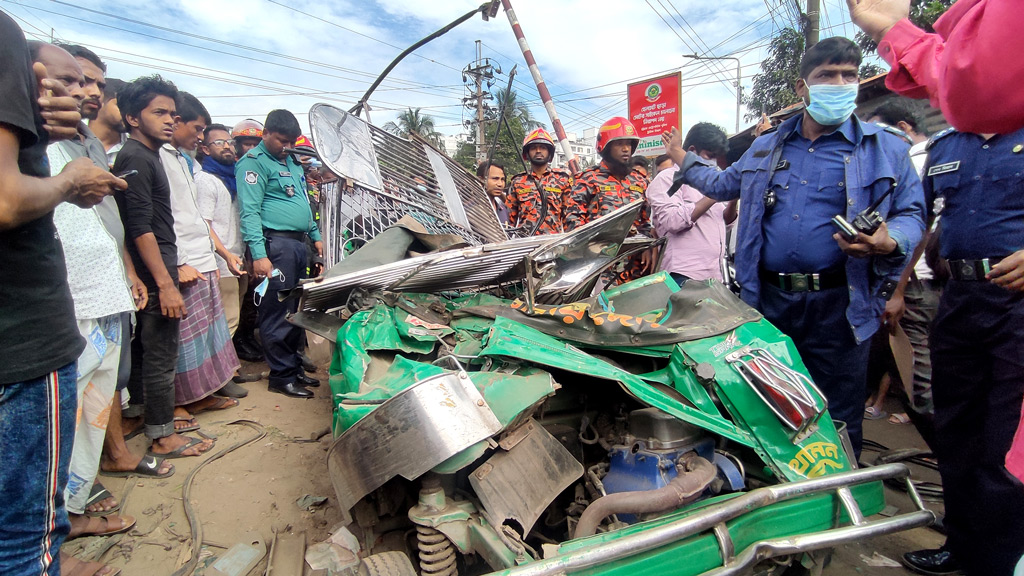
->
[491, 463, 934, 576]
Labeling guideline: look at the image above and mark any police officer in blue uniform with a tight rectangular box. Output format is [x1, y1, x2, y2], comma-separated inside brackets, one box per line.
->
[236, 110, 323, 398]
[663, 37, 925, 456]
[903, 125, 1024, 576]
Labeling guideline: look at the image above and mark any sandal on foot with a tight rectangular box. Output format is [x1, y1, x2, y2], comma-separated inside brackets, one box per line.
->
[98, 454, 174, 478]
[173, 416, 199, 433]
[84, 482, 120, 517]
[889, 412, 912, 424]
[146, 436, 213, 459]
[67, 513, 136, 540]
[189, 396, 238, 416]
[864, 406, 888, 420]
[60, 552, 121, 576]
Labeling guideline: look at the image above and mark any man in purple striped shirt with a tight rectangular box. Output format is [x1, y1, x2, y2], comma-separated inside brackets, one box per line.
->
[648, 123, 737, 285]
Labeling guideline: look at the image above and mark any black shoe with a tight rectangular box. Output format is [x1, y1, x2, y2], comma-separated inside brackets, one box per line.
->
[215, 380, 249, 398]
[268, 382, 313, 398]
[300, 353, 316, 373]
[233, 338, 264, 362]
[296, 373, 320, 388]
[902, 548, 962, 575]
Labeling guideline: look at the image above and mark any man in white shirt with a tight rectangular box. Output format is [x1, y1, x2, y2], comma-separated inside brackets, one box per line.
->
[161, 93, 245, 420]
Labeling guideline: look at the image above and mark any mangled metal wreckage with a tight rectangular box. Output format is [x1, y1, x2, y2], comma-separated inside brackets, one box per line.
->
[289, 104, 933, 576]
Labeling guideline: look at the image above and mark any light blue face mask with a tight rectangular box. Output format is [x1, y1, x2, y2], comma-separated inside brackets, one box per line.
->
[805, 83, 859, 126]
[254, 268, 285, 306]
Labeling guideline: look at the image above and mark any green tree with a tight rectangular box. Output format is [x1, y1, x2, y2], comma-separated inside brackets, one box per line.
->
[383, 108, 444, 147]
[856, 0, 954, 54]
[743, 27, 804, 121]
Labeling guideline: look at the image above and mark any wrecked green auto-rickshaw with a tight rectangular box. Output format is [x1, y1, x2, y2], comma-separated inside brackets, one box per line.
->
[288, 106, 932, 576]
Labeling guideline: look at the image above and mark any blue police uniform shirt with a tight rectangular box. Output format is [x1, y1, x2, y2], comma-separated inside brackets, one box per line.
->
[761, 115, 855, 272]
[923, 126, 1024, 261]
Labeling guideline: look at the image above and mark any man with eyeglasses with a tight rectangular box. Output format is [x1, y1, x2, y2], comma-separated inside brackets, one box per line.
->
[196, 124, 251, 376]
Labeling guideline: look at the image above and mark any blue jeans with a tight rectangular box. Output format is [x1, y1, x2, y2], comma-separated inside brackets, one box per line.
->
[0, 362, 76, 576]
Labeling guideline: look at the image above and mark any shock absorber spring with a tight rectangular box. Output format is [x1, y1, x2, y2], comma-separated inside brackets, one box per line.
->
[416, 525, 457, 576]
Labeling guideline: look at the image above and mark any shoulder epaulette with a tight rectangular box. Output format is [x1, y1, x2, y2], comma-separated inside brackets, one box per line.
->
[876, 122, 913, 145]
[509, 171, 529, 180]
[926, 126, 957, 150]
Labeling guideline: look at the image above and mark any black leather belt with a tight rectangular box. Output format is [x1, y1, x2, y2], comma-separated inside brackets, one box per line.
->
[264, 228, 307, 242]
[948, 257, 1002, 281]
[759, 267, 846, 292]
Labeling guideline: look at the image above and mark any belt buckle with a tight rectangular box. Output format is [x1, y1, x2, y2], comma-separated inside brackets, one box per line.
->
[790, 274, 808, 291]
[958, 261, 975, 279]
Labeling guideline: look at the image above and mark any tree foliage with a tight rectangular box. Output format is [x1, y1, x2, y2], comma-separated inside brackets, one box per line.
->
[743, 27, 804, 121]
[856, 0, 954, 53]
[382, 108, 443, 147]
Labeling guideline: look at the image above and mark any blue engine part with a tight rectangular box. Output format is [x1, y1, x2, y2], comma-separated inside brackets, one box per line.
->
[599, 408, 744, 524]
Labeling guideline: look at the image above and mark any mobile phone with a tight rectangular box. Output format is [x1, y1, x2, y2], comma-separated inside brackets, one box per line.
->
[830, 215, 859, 242]
[115, 169, 138, 178]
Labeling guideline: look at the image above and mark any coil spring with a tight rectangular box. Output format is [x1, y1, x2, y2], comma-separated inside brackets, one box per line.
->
[416, 525, 457, 576]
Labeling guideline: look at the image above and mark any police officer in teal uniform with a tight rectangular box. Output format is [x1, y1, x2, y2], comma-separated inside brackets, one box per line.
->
[236, 109, 322, 398]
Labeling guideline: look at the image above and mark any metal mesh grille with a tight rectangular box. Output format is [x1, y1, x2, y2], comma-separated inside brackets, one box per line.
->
[319, 181, 490, 269]
[313, 110, 507, 268]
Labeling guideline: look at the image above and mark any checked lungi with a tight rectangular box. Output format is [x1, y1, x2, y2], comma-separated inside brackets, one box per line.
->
[174, 276, 240, 405]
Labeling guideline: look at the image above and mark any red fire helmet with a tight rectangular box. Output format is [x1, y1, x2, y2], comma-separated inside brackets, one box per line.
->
[521, 127, 555, 160]
[231, 118, 264, 139]
[595, 116, 639, 154]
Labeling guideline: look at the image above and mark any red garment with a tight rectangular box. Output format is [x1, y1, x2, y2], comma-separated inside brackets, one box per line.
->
[1009, 402, 1024, 484]
[878, 1, 1024, 134]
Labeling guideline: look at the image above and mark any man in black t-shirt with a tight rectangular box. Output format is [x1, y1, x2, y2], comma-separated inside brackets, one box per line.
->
[0, 16, 126, 576]
[113, 75, 214, 461]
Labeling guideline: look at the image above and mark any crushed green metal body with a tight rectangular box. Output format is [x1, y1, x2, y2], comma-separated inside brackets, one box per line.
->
[305, 204, 932, 576]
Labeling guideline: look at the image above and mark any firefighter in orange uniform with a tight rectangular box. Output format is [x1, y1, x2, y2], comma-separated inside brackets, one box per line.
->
[564, 117, 651, 283]
[506, 128, 574, 235]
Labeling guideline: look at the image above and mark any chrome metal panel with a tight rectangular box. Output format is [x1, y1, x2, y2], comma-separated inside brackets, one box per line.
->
[424, 144, 472, 230]
[530, 201, 643, 296]
[469, 420, 584, 537]
[310, 104, 383, 191]
[327, 371, 502, 520]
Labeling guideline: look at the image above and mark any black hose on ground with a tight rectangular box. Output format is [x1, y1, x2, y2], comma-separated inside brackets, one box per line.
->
[170, 420, 267, 576]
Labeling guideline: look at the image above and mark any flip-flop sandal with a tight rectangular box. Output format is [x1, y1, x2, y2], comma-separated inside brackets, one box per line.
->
[60, 552, 121, 576]
[189, 396, 239, 416]
[84, 482, 120, 517]
[99, 454, 175, 478]
[173, 416, 200, 433]
[864, 406, 888, 420]
[889, 412, 912, 425]
[67, 513, 136, 540]
[146, 435, 214, 459]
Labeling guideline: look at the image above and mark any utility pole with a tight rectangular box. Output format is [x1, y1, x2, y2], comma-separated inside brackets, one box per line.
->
[805, 0, 820, 49]
[684, 54, 742, 134]
[462, 40, 496, 163]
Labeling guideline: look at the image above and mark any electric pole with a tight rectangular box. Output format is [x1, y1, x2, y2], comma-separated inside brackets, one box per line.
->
[462, 40, 497, 162]
[805, 0, 820, 49]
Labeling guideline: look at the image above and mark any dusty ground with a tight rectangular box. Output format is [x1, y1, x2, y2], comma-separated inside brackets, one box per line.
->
[63, 361, 945, 576]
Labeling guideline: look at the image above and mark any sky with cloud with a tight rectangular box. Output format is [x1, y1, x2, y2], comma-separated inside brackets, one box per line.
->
[4, 0, 872, 143]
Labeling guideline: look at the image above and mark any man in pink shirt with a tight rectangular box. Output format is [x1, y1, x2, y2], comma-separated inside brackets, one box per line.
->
[847, 0, 1024, 134]
[648, 123, 737, 285]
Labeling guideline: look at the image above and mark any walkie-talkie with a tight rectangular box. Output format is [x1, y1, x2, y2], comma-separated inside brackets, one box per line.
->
[831, 183, 896, 242]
